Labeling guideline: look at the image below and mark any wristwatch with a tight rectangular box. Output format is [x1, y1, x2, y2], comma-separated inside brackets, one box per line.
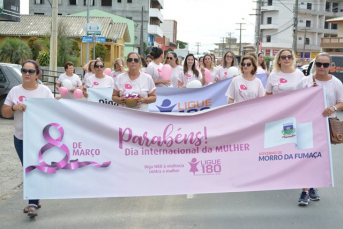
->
[333, 106, 338, 111]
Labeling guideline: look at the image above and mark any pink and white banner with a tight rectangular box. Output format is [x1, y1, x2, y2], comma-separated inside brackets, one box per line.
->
[23, 87, 333, 199]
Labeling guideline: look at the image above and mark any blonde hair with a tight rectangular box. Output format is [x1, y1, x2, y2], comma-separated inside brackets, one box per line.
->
[273, 49, 296, 72]
[203, 54, 215, 71]
[113, 58, 125, 73]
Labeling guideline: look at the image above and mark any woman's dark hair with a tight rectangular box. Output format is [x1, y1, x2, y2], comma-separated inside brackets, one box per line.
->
[141, 57, 147, 67]
[22, 60, 40, 75]
[150, 47, 164, 59]
[146, 55, 153, 61]
[164, 51, 178, 65]
[64, 61, 74, 71]
[183, 54, 199, 77]
[258, 52, 267, 70]
[94, 59, 104, 68]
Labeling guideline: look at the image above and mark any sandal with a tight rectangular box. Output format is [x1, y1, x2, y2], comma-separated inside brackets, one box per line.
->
[27, 206, 38, 218]
[23, 204, 41, 213]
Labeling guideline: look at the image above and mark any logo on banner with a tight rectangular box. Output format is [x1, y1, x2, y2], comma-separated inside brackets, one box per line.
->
[282, 123, 296, 138]
[156, 99, 176, 112]
[25, 123, 111, 174]
[188, 158, 221, 176]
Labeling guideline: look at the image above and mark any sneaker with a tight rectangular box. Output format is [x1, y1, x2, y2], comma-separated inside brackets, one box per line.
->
[309, 188, 320, 201]
[298, 191, 310, 206]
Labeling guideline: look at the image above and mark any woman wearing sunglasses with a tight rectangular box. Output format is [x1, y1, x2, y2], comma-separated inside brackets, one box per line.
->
[226, 55, 265, 104]
[1, 60, 54, 218]
[217, 51, 239, 81]
[179, 53, 205, 88]
[112, 52, 156, 112]
[295, 52, 343, 206]
[165, 51, 183, 88]
[83, 59, 114, 98]
[266, 49, 304, 95]
[56, 61, 82, 99]
[110, 58, 125, 81]
[145, 47, 171, 87]
[200, 54, 219, 84]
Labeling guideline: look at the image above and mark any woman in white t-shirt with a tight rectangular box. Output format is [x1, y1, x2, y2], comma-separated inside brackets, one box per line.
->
[266, 49, 304, 95]
[83, 60, 114, 98]
[165, 51, 183, 88]
[178, 53, 205, 88]
[295, 52, 343, 207]
[256, 52, 269, 75]
[226, 55, 265, 103]
[217, 51, 239, 81]
[200, 54, 218, 84]
[112, 52, 156, 112]
[83, 60, 96, 85]
[2, 60, 54, 218]
[146, 47, 170, 87]
[110, 58, 125, 82]
[56, 61, 82, 99]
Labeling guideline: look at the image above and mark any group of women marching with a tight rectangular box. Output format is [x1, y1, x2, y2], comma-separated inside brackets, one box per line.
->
[2, 46, 343, 218]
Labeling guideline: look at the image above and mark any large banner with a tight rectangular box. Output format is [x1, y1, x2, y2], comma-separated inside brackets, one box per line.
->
[23, 87, 332, 199]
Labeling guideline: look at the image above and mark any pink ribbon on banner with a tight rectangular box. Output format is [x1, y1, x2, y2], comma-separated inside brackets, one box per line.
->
[25, 123, 111, 174]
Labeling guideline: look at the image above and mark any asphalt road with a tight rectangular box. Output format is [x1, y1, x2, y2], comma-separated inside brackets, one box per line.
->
[1, 114, 343, 229]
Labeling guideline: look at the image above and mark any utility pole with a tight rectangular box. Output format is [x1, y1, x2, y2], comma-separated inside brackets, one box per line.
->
[140, 6, 144, 57]
[302, 28, 310, 62]
[292, 0, 299, 53]
[221, 37, 226, 57]
[86, 0, 90, 63]
[195, 42, 201, 55]
[236, 22, 246, 60]
[227, 32, 233, 50]
[49, 0, 58, 82]
[254, 0, 262, 53]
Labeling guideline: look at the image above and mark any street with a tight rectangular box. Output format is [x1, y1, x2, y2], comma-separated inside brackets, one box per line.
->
[1, 114, 343, 229]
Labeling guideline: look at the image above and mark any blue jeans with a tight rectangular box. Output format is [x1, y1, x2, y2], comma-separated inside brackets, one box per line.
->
[14, 136, 39, 206]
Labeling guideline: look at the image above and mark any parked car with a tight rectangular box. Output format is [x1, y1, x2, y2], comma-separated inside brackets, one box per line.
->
[306, 55, 343, 84]
[0, 63, 22, 118]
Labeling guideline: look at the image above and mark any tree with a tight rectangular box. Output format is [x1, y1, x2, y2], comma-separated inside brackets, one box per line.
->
[91, 43, 109, 61]
[28, 37, 41, 61]
[0, 38, 32, 64]
[38, 51, 50, 66]
[176, 40, 187, 49]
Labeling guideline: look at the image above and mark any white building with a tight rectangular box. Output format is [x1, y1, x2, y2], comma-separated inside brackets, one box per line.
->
[160, 19, 177, 44]
[261, 0, 343, 62]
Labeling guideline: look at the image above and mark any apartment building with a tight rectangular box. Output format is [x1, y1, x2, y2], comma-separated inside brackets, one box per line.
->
[29, 0, 164, 49]
[261, 0, 343, 62]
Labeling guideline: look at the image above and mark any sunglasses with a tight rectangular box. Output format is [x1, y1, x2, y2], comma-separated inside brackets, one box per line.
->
[166, 57, 173, 60]
[315, 62, 330, 68]
[94, 65, 104, 68]
[226, 56, 233, 58]
[280, 55, 293, 60]
[127, 58, 139, 63]
[21, 68, 36, 74]
[241, 62, 252, 67]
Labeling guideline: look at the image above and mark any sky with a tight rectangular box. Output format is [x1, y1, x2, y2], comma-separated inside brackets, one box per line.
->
[20, 0, 256, 54]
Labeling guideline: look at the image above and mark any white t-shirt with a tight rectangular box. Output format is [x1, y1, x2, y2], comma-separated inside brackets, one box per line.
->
[266, 69, 304, 94]
[114, 72, 156, 112]
[257, 66, 268, 74]
[85, 75, 114, 88]
[145, 62, 166, 87]
[296, 74, 343, 118]
[4, 84, 54, 140]
[178, 70, 203, 87]
[205, 68, 219, 84]
[110, 70, 125, 84]
[217, 66, 239, 81]
[57, 73, 82, 99]
[83, 72, 94, 84]
[225, 75, 265, 103]
[171, 65, 183, 88]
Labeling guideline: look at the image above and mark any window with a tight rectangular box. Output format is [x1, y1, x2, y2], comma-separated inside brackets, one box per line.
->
[332, 24, 338, 29]
[306, 20, 311, 27]
[58, 13, 62, 15]
[128, 0, 132, 3]
[307, 3, 312, 10]
[70, 0, 77, 5]
[84, 0, 95, 5]
[267, 17, 272, 24]
[126, 17, 132, 20]
[266, 36, 271, 42]
[268, 0, 272, 6]
[118, 0, 122, 2]
[326, 2, 330, 11]
[333, 2, 338, 12]
[35, 0, 44, 4]
[0, 69, 6, 83]
[102, 0, 112, 6]
[305, 38, 310, 45]
[324, 22, 329, 29]
[34, 13, 45, 15]
[298, 37, 302, 40]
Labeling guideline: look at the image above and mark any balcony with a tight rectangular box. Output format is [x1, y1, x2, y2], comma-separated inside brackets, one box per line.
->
[321, 37, 343, 48]
[152, 0, 164, 9]
[260, 24, 279, 30]
[261, 6, 279, 11]
[149, 8, 163, 22]
[148, 24, 163, 37]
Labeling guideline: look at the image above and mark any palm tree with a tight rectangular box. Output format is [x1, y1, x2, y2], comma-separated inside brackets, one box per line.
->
[0, 38, 32, 64]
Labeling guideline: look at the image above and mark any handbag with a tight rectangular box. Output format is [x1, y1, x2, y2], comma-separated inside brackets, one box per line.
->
[312, 75, 343, 144]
